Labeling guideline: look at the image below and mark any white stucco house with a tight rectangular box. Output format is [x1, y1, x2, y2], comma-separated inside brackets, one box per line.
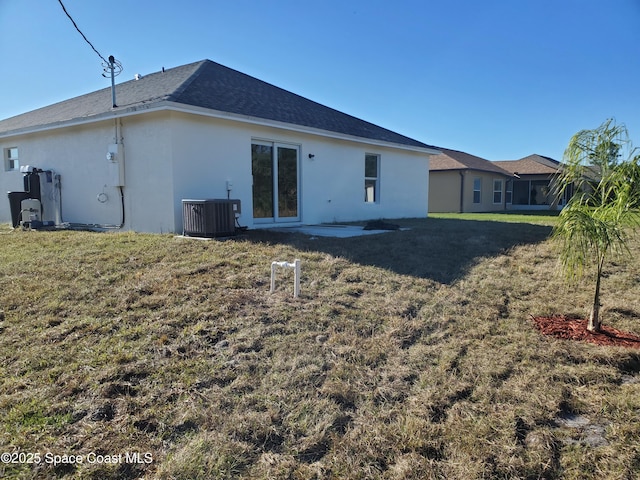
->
[0, 59, 439, 234]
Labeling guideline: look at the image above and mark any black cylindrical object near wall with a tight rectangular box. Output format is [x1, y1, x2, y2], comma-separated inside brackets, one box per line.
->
[8, 191, 29, 228]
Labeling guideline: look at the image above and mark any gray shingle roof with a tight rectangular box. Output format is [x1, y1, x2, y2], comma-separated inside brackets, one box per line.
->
[493, 154, 562, 175]
[430, 148, 512, 176]
[496, 154, 602, 181]
[0, 62, 199, 133]
[0, 60, 436, 150]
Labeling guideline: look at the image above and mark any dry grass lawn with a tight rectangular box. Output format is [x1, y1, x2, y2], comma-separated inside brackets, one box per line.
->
[1, 215, 640, 479]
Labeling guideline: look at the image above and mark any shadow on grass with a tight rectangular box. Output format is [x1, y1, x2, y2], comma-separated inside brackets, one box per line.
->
[245, 217, 553, 284]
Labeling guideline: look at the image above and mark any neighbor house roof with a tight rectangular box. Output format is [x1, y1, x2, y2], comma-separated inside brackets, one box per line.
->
[493, 154, 561, 176]
[430, 148, 512, 176]
[0, 60, 438, 152]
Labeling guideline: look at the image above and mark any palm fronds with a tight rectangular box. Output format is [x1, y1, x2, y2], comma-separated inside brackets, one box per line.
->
[552, 119, 640, 332]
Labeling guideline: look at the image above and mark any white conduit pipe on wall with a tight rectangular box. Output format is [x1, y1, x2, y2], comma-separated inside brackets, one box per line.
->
[270, 259, 301, 298]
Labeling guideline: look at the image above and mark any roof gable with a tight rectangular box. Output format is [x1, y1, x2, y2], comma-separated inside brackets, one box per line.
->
[0, 60, 436, 150]
[493, 154, 561, 175]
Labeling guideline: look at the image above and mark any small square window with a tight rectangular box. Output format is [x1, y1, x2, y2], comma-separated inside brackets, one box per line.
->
[4, 147, 19, 171]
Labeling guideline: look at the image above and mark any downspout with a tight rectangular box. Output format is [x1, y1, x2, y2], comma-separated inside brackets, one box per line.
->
[459, 171, 465, 213]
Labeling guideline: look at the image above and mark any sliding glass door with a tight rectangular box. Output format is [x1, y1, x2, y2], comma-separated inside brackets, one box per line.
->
[252, 141, 300, 222]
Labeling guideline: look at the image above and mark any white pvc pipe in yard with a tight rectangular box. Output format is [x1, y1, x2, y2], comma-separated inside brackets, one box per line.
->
[270, 259, 301, 297]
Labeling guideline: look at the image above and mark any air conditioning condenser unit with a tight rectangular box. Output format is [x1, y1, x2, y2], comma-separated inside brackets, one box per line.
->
[182, 199, 239, 238]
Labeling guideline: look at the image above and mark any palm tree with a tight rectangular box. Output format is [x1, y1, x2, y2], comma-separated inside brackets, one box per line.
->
[553, 119, 640, 333]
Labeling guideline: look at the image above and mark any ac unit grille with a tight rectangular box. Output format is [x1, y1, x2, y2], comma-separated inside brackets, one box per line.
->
[182, 199, 238, 237]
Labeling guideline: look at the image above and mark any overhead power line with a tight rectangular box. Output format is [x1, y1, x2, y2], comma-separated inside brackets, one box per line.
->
[56, 0, 108, 64]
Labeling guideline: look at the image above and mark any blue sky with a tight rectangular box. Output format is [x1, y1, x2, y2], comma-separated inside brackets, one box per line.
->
[1, 0, 639, 161]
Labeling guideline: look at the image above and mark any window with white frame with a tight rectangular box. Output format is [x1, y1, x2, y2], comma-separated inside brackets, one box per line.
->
[473, 178, 481, 204]
[505, 180, 513, 204]
[493, 179, 503, 204]
[365, 153, 380, 203]
[4, 147, 19, 171]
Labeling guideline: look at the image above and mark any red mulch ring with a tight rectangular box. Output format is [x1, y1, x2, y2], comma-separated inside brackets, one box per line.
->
[531, 314, 640, 349]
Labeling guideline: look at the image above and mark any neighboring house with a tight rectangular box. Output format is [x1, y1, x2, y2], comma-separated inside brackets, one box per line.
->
[493, 154, 569, 210]
[0, 60, 439, 233]
[428, 148, 513, 213]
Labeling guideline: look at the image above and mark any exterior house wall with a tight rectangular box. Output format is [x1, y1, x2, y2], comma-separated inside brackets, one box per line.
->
[428, 171, 462, 212]
[462, 171, 506, 213]
[0, 115, 176, 232]
[256, 127, 429, 225]
[428, 170, 507, 213]
[119, 113, 175, 232]
[168, 113, 252, 231]
[2, 122, 129, 228]
[1, 110, 430, 232]
[168, 112, 429, 230]
[1, 138, 37, 199]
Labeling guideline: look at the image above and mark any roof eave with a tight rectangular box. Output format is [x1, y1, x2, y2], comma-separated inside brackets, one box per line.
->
[161, 102, 440, 154]
[0, 112, 113, 139]
[431, 166, 513, 176]
[0, 100, 440, 155]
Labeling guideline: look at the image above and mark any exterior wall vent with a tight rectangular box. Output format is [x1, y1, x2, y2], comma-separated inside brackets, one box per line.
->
[182, 199, 239, 237]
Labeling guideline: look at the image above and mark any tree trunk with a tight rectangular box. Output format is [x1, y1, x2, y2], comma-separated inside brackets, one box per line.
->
[587, 261, 603, 333]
